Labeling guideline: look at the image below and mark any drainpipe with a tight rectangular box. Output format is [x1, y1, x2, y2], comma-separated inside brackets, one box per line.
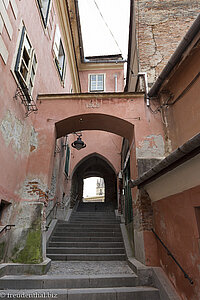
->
[138, 72, 150, 106]
[114, 74, 118, 92]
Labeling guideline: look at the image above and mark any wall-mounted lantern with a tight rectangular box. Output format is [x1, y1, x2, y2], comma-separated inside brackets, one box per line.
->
[71, 133, 86, 150]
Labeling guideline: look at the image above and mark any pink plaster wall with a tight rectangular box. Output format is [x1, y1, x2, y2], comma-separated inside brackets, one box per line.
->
[0, 0, 74, 201]
[29, 94, 164, 199]
[79, 68, 124, 92]
[153, 185, 200, 300]
[69, 131, 123, 176]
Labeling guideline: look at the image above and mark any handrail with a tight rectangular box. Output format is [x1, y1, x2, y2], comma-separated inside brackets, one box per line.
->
[46, 201, 59, 220]
[0, 225, 15, 235]
[152, 228, 193, 285]
[72, 195, 80, 212]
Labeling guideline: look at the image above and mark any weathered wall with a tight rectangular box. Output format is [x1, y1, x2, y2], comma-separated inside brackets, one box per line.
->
[0, 0, 76, 201]
[141, 154, 200, 299]
[132, 188, 158, 266]
[0, 201, 44, 264]
[135, 0, 199, 87]
[0, 0, 76, 263]
[152, 185, 200, 300]
[160, 38, 200, 151]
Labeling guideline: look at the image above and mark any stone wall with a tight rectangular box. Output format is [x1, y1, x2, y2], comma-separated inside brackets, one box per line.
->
[0, 201, 45, 264]
[135, 0, 199, 86]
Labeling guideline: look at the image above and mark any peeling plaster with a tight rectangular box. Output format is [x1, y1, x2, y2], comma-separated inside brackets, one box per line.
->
[30, 127, 38, 152]
[49, 168, 57, 199]
[18, 178, 48, 201]
[136, 135, 165, 158]
[0, 111, 38, 156]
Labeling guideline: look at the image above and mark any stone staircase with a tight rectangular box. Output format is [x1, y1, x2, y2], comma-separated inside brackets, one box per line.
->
[0, 274, 160, 299]
[47, 202, 126, 261]
[0, 202, 161, 299]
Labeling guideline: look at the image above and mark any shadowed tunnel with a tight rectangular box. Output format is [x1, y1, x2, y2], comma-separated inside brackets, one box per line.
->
[70, 153, 117, 208]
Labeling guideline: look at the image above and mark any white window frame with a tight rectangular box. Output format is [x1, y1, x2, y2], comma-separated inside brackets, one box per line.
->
[53, 25, 66, 81]
[37, 0, 51, 27]
[14, 26, 37, 101]
[88, 73, 105, 92]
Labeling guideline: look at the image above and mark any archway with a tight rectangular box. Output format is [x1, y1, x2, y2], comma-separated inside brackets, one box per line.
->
[27, 112, 136, 210]
[55, 113, 134, 142]
[71, 153, 117, 208]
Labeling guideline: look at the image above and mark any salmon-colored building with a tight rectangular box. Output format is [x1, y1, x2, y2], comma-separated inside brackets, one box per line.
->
[0, 0, 199, 299]
[127, 3, 200, 299]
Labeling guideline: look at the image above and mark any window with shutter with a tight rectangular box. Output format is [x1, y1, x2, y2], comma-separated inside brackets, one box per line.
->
[15, 26, 37, 102]
[53, 25, 66, 80]
[37, 0, 51, 27]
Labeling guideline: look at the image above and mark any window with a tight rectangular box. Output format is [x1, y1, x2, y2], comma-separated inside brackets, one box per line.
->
[37, 0, 51, 27]
[15, 26, 37, 102]
[89, 74, 104, 92]
[53, 25, 65, 80]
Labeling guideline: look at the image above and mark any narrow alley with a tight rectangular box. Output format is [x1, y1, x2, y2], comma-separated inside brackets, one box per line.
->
[0, 0, 200, 299]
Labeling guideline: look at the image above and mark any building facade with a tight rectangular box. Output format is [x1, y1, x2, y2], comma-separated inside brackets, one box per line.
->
[126, 1, 200, 298]
[0, 1, 200, 299]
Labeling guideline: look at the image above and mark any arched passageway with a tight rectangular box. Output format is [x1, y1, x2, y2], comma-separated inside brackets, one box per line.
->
[55, 113, 134, 142]
[71, 153, 117, 208]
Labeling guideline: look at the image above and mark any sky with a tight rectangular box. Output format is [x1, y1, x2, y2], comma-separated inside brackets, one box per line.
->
[78, 0, 130, 59]
[78, 1, 130, 195]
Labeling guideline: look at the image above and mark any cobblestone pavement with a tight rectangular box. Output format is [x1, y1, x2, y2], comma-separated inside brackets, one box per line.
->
[47, 261, 134, 275]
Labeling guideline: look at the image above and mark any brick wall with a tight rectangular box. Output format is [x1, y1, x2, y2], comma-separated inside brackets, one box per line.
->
[135, 0, 199, 86]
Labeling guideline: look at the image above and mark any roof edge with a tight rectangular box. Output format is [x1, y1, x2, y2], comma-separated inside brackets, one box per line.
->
[129, 133, 200, 188]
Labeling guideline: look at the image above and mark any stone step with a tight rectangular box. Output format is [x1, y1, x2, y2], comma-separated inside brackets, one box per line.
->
[48, 242, 124, 248]
[56, 223, 121, 229]
[70, 218, 120, 224]
[50, 236, 123, 243]
[52, 232, 122, 237]
[47, 254, 126, 261]
[54, 227, 121, 233]
[69, 217, 119, 221]
[46, 247, 125, 255]
[69, 221, 120, 225]
[0, 274, 138, 289]
[0, 287, 160, 300]
[70, 215, 116, 220]
[69, 216, 117, 220]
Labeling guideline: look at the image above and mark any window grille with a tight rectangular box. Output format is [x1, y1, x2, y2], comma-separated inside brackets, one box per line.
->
[14, 85, 38, 117]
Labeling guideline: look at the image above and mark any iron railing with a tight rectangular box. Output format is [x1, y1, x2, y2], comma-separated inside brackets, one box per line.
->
[0, 225, 15, 235]
[152, 228, 193, 285]
[46, 202, 59, 228]
[14, 85, 38, 117]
